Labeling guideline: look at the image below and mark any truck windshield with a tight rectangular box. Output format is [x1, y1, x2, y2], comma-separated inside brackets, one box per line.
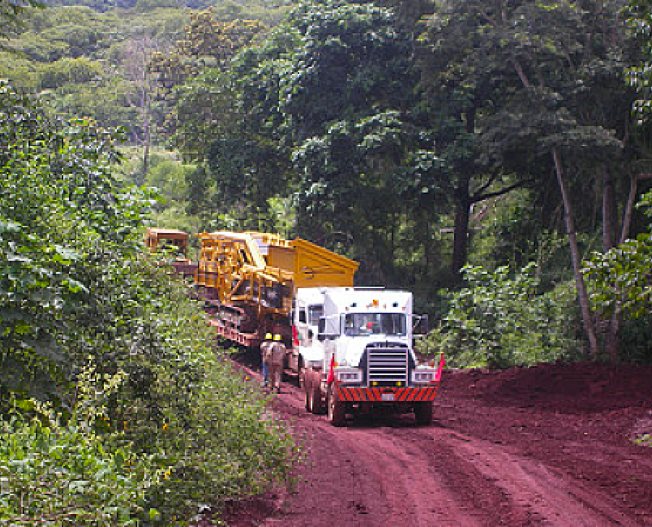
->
[308, 305, 323, 326]
[343, 313, 406, 336]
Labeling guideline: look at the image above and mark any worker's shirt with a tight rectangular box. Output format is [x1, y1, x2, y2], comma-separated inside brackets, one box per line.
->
[270, 342, 286, 366]
[261, 341, 273, 363]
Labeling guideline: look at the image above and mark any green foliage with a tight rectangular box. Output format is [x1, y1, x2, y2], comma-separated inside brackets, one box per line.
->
[176, 0, 450, 299]
[625, 0, 652, 122]
[0, 375, 155, 526]
[584, 191, 652, 320]
[1, 82, 295, 525]
[634, 433, 652, 447]
[0, 80, 135, 399]
[418, 264, 580, 368]
[149, 10, 267, 138]
[618, 315, 652, 363]
[0, 52, 40, 89]
[0, 0, 40, 43]
[39, 56, 104, 88]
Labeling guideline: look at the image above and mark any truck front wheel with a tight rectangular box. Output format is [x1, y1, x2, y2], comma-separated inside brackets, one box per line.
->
[414, 402, 433, 426]
[327, 387, 346, 427]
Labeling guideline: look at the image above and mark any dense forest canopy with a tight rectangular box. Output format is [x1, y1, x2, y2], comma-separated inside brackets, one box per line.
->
[4, 0, 652, 357]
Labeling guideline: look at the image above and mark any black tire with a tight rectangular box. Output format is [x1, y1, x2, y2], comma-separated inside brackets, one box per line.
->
[303, 369, 312, 411]
[304, 385, 311, 411]
[310, 381, 323, 414]
[414, 402, 433, 426]
[305, 369, 323, 414]
[297, 358, 306, 389]
[327, 387, 346, 427]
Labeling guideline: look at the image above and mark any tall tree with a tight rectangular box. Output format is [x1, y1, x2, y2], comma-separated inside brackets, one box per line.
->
[149, 9, 265, 138]
[423, 0, 637, 357]
[123, 35, 158, 182]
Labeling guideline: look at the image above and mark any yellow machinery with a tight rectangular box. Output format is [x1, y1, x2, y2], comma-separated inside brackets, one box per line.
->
[144, 227, 196, 276]
[145, 228, 190, 257]
[195, 231, 358, 347]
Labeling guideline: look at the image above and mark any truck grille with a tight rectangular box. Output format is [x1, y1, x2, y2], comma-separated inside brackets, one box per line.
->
[366, 344, 408, 386]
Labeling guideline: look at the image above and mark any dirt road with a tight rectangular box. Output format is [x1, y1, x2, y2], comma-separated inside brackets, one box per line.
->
[225, 362, 652, 526]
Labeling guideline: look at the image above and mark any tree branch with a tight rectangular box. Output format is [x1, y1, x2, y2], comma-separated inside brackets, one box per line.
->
[470, 178, 532, 204]
[473, 169, 500, 196]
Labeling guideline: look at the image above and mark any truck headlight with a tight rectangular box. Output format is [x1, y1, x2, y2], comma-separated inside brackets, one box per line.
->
[412, 369, 436, 384]
[335, 368, 362, 384]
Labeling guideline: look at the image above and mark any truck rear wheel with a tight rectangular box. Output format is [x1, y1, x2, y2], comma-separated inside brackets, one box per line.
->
[414, 402, 433, 426]
[304, 382, 311, 411]
[327, 387, 346, 427]
[298, 358, 306, 389]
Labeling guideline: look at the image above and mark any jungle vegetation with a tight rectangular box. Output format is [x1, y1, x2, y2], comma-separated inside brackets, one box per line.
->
[3, 0, 652, 524]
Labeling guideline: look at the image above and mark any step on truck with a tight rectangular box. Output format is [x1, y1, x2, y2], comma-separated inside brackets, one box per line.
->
[303, 287, 444, 426]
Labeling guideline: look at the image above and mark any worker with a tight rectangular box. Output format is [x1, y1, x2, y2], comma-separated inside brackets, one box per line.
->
[269, 334, 286, 394]
[260, 333, 273, 388]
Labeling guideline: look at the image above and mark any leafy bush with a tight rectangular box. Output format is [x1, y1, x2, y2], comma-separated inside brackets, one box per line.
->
[0, 376, 156, 526]
[417, 264, 580, 368]
[584, 191, 652, 321]
[1, 81, 295, 525]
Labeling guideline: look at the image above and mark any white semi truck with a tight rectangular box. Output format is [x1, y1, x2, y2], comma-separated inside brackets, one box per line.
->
[301, 287, 444, 426]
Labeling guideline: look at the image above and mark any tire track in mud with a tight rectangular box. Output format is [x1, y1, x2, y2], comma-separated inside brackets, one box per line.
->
[225, 361, 652, 527]
[265, 401, 473, 527]
[393, 425, 642, 526]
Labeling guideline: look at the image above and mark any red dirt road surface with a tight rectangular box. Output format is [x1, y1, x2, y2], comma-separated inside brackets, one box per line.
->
[225, 362, 652, 527]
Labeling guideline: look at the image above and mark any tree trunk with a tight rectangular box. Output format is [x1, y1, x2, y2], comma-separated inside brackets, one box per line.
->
[602, 166, 616, 251]
[510, 57, 598, 358]
[552, 148, 598, 357]
[451, 109, 476, 278]
[142, 106, 150, 180]
[451, 192, 470, 277]
[601, 166, 620, 361]
[604, 309, 621, 363]
[602, 173, 652, 363]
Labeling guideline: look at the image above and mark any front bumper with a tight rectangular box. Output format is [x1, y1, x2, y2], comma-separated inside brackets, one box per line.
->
[335, 384, 440, 403]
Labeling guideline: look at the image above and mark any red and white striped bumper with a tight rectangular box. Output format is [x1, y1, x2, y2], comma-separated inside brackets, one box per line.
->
[335, 384, 440, 403]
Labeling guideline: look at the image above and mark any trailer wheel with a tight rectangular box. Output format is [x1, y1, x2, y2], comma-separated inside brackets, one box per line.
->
[303, 371, 312, 411]
[414, 402, 433, 426]
[327, 387, 346, 427]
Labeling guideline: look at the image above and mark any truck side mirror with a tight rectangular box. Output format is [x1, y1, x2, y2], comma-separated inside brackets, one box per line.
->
[413, 314, 429, 335]
[317, 317, 326, 341]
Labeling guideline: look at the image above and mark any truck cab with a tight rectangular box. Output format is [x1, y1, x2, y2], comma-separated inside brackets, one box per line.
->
[304, 287, 442, 426]
[288, 287, 327, 386]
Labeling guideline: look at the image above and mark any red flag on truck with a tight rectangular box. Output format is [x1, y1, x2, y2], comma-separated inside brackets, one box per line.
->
[434, 352, 445, 382]
[326, 353, 335, 384]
